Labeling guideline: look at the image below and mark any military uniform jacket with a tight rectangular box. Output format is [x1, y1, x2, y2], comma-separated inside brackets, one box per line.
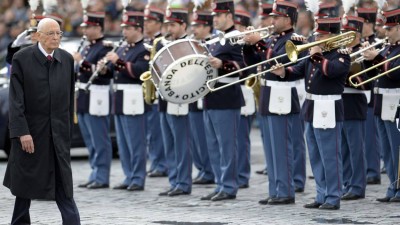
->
[106, 39, 151, 115]
[4, 44, 75, 200]
[76, 37, 113, 113]
[242, 28, 304, 115]
[364, 42, 400, 116]
[286, 49, 351, 122]
[203, 26, 245, 110]
[343, 44, 370, 120]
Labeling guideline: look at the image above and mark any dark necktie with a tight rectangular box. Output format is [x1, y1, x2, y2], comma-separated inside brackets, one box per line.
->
[47, 55, 53, 61]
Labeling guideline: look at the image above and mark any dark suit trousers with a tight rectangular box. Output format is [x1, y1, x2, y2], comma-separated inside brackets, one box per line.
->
[11, 154, 80, 225]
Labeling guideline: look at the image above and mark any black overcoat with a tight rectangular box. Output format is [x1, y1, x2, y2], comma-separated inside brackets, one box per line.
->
[3, 43, 75, 200]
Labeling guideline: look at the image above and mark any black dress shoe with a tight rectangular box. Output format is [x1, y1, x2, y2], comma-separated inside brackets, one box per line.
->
[168, 188, 190, 196]
[376, 196, 391, 202]
[367, 177, 381, 185]
[211, 192, 236, 201]
[319, 203, 339, 210]
[258, 197, 271, 205]
[389, 196, 400, 202]
[193, 178, 215, 185]
[295, 187, 304, 193]
[159, 188, 174, 196]
[381, 166, 386, 174]
[113, 184, 129, 190]
[239, 184, 249, 189]
[303, 202, 322, 209]
[341, 193, 364, 200]
[127, 184, 144, 191]
[78, 181, 94, 188]
[308, 175, 315, 179]
[200, 192, 218, 200]
[87, 182, 109, 189]
[148, 170, 168, 178]
[268, 197, 295, 205]
[255, 169, 268, 175]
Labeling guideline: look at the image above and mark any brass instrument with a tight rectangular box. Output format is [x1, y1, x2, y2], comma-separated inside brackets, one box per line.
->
[245, 76, 260, 108]
[348, 54, 400, 87]
[140, 36, 164, 105]
[206, 31, 357, 92]
[74, 35, 87, 124]
[285, 31, 356, 63]
[204, 26, 274, 46]
[350, 39, 386, 65]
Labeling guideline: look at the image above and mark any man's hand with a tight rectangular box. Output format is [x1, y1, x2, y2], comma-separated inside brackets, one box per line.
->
[310, 46, 323, 56]
[97, 58, 107, 74]
[72, 52, 83, 63]
[105, 52, 119, 64]
[20, 135, 34, 154]
[270, 63, 285, 77]
[361, 43, 379, 61]
[208, 56, 222, 69]
[243, 26, 262, 45]
[11, 30, 32, 47]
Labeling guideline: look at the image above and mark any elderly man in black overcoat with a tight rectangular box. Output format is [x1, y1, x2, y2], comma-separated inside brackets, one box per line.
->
[3, 18, 81, 224]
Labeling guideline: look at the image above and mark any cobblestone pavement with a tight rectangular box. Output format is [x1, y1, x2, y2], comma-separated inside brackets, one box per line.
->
[1, 128, 400, 225]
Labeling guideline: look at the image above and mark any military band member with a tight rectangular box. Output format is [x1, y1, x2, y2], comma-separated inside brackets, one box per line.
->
[189, 10, 215, 185]
[143, 5, 168, 178]
[233, 9, 253, 189]
[98, 11, 150, 191]
[340, 15, 368, 200]
[254, 1, 273, 176]
[73, 12, 113, 189]
[362, 8, 400, 202]
[271, 18, 351, 210]
[157, 7, 192, 197]
[357, 7, 382, 185]
[200, 0, 245, 201]
[243, 0, 304, 205]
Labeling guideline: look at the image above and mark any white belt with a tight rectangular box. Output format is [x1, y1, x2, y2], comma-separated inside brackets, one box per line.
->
[374, 87, 400, 94]
[218, 77, 239, 84]
[260, 79, 299, 87]
[77, 82, 110, 90]
[114, 84, 140, 91]
[306, 93, 341, 101]
[343, 87, 370, 95]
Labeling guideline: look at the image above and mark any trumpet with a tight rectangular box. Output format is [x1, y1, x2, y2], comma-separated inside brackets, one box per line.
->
[206, 31, 356, 92]
[84, 37, 125, 91]
[348, 54, 400, 87]
[204, 26, 274, 46]
[350, 39, 386, 64]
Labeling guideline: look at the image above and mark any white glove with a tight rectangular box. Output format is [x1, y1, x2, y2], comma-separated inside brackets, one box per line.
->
[11, 30, 32, 47]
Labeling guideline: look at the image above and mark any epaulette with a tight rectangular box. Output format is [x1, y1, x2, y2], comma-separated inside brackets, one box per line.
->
[102, 40, 114, 47]
[291, 33, 307, 43]
[337, 47, 352, 55]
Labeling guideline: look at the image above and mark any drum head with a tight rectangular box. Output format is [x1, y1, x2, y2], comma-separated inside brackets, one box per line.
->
[159, 55, 218, 104]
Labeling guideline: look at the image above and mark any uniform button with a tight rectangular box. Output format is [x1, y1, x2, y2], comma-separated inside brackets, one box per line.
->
[271, 44, 274, 47]
[308, 80, 311, 83]
[307, 87, 310, 90]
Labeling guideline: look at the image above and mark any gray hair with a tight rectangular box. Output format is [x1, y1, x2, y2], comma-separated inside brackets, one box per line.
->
[37, 18, 59, 32]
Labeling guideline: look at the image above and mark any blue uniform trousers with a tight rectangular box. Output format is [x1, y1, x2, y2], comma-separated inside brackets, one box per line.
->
[204, 109, 240, 195]
[147, 104, 167, 173]
[365, 107, 381, 180]
[341, 120, 367, 196]
[292, 114, 306, 189]
[78, 113, 112, 184]
[237, 115, 252, 186]
[189, 111, 214, 181]
[114, 114, 147, 187]
[159, 112, 192, 193]
[263, 114, 295, 198]
[375, 116, 400, 198]
[305, 122, 343, 207]
[260, 115, 275, 197]
[256, 112, 268, 172]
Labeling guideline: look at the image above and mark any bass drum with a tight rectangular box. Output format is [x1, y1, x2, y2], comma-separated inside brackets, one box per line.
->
[150, 39, 218, 104]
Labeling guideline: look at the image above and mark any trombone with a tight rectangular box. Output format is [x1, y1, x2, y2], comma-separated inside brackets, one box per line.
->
[206, 31, 356, 92]
[204, 26, 274, 46]
[348, 54, 400, 87]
